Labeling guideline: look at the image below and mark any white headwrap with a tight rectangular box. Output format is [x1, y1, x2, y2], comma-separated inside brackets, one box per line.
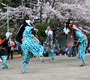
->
[5, 32, 12, 39]
[26, 20, 31, 26]
[63, 27, 70, 34]
[45, 30, 53, 36]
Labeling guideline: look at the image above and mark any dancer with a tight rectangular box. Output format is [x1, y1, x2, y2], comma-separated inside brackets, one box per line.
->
[44, 27, 55, 62]
[16, 15, 31, 44]
[0, 38, 8, 69]
[64, 24, 88, 66]
[21, 25, 44, 73]
[16, 15, 39, 54]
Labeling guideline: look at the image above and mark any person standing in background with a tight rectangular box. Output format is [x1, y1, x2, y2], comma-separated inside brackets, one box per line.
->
[45, 27, 55, 62]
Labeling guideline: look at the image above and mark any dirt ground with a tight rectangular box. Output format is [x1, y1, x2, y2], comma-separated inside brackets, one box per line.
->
[0, 55, 90, 80]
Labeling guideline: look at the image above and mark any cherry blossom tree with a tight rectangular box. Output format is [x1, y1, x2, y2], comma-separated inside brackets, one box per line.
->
[0, 0, 90, 33]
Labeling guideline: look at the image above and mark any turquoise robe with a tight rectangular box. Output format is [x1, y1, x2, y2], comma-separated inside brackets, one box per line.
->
[75, 30, 88, 64]
[21, 26, 44, 72]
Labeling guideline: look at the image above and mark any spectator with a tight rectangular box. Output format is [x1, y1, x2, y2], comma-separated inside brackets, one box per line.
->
[87, 44, 90, 53]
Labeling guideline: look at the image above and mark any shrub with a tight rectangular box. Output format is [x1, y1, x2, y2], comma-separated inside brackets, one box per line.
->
[35, 23, 49, 43]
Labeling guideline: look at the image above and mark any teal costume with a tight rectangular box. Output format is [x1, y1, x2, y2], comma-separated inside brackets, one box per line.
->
[21, 26, 44, 72]
[0, 38, 8, 69]
[75, 30, 88, 65]
[1, 56, 8, 69]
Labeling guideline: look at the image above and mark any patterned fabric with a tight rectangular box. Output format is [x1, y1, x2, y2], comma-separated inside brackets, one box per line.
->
[78, 40, 88, 64]
[21, 26, 44, 72]
[75, 30, 85, 43]
[32, 35, 40, 44]
[75, 30, 88, 64]
[1, 56, 8, 69]
[21, 26, 44, 57]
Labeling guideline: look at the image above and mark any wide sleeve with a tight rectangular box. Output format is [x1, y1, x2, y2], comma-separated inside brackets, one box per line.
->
[75, 31, 85, 43]
[78, 36, 84, 43]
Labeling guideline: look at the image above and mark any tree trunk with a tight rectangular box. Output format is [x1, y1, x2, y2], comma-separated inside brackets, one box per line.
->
[52, 0, 56, 7]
